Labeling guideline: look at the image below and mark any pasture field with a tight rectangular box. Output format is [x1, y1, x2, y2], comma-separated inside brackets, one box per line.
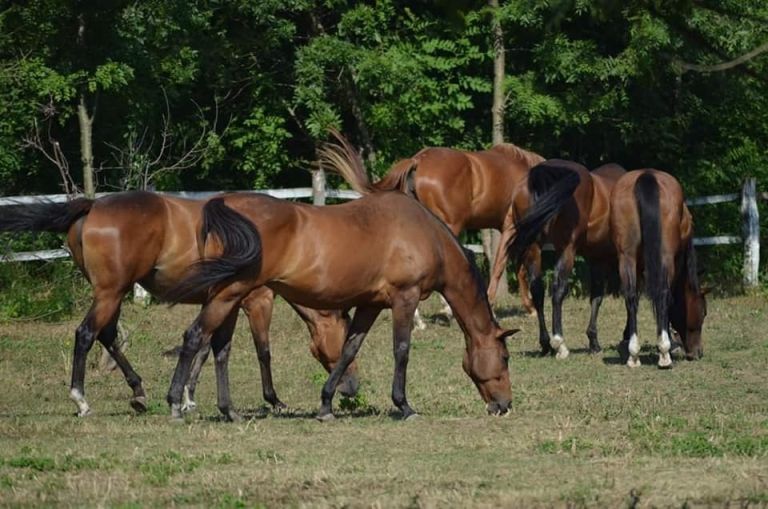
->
[0, 293, 767, 508]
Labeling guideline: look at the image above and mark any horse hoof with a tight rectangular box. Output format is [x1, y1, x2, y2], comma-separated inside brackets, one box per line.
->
[316, 412, 335, 422]
[555, 344, 570, 360]
[76, 408, 92, 418]
[272, 401, 288, 412]
[626, 358, 641, 368]
[181, 401, 197, 413]
[223, 411, 242, 423]
[130, 396, 148, 414]
[404, 412, 420, 422]
[657, 353, 673, 369]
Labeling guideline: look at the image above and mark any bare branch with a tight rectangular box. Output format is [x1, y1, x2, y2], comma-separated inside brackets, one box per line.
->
[21, 110, 79, 197]
[675, 41, 768, 73]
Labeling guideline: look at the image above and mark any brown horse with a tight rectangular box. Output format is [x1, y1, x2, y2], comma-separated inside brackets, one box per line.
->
[610, 170, 706, 367]
[0, 192, 357, 419]
[166, 146, 518, 421]
[339, 135, 545, 317]
[488, 162, 627, 356]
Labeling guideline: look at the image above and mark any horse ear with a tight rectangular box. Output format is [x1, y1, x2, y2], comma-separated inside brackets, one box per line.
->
[498, 329, 521, 342]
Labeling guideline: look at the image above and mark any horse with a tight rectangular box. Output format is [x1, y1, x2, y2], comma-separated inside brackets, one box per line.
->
[487, 162, 627, 357]
[165, 144, 518, 421]
[0, 192, 358, 419]
[334, 132, 545, 319]
[610, 170, 706, 367]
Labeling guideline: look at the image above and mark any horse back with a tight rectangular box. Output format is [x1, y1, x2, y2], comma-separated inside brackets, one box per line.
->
[584, 164, 626, 255]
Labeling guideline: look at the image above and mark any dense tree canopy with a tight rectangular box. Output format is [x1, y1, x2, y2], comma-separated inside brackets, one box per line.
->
[1, 0, 766, 280]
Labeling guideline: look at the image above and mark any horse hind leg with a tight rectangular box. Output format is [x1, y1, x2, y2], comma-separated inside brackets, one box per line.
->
[210, 309, 240, 421]
[655, 261, 674, 369]
[70, 291, 124, 416]
[619, 256, 641, 368]
[391, 290, 421, 420]
[97, 310, 148, 413]
[550, 247, 576, 360]
[585, 264, 605, 354]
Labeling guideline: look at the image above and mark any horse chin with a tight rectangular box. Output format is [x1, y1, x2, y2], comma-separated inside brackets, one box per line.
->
[337, 373, 360, 398]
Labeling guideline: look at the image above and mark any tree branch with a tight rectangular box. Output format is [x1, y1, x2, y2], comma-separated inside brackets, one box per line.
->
[675, 41, 768, 73]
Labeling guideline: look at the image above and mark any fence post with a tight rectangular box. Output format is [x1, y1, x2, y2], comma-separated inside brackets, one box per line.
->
[312, 166, 326, 206]
[741, 177, 760, 290]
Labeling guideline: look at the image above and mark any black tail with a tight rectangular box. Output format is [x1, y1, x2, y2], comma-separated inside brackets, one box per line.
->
[166, 198, 262, 303]
[634, 172, 669, 317]
[0, 198, 93, 233]
[507, 163, 581, 266]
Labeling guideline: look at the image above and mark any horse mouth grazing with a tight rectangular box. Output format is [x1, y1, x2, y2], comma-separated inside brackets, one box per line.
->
[486, 400, 511, 416]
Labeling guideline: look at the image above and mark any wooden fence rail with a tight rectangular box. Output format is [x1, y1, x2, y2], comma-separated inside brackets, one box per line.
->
[0, 175, 763, 288]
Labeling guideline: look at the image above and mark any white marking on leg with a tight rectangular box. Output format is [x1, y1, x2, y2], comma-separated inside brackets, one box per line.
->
[181, 386, 197, 412]
[170, 403, 184, 420]
[550, 335, 570, 359]
[69, 388, 91, 417]
[412, 309, 427, 331]
[658, 329, 672, 368]
[627, 333, 641, 368]
[439, 295, 454, 320]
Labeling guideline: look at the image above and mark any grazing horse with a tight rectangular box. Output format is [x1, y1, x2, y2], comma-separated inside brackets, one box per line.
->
[488, 162, 627, 356]
[610, 170, 706, 367]
[333, 132, 545, 318]
[166, 152, 518, 420]
[0, 192, 358, 419]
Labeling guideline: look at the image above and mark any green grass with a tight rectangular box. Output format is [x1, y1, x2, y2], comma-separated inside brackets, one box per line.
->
[0, 294, 767, 507]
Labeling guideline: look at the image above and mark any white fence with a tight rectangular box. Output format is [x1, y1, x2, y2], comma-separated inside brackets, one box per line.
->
[0, 177, 763, 288]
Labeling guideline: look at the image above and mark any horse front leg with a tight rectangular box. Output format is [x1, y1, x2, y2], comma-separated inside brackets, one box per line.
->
[527, 249, 551, 356]
[317, 306, 381, 421]
[391, 290, 421, 420]
[550, 246, 576, 360]
[586, 263, 605, 354]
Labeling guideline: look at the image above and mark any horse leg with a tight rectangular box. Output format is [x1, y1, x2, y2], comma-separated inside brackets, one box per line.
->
[167, 294, 242, 420]
[184, 341, 211, 412]
[518, 264, 536, 317]
[317, 306, 382, 421]
[527, 249, 551, 356]
[241, 290, 286, 409]
[551, 246, 576, 360]
[586, 264, 605, 354]
[656, 259, 674, 369]
[70, 290, 123, 416]
[391, 290, 421, 420]
[96, 309, 147, 413]
[210, 308, 240, 421]
[619, 255, 641, 368]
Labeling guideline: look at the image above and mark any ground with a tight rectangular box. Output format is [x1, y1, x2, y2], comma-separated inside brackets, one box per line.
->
[0, 293, 767, 508]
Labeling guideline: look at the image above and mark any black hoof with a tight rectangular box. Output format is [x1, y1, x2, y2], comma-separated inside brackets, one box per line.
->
[316, 412, 335, 422]
[130, 396, 148, 414]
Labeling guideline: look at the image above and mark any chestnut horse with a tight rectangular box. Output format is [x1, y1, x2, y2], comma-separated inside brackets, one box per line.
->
[338, 133, 545, 318]
[0, 192, 357, 419]
[610, 170, 706, 367]
[488, 162, 627, 357]
[166, 162, 518, 420]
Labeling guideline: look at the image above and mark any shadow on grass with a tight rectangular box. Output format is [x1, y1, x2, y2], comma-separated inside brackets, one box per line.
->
[518, 347, 603, 358]
[493, 306, 535, 320]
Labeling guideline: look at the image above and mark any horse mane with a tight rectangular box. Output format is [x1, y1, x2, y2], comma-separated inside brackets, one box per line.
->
[490, 143, 545, 168]
[318, 129, 374, 195]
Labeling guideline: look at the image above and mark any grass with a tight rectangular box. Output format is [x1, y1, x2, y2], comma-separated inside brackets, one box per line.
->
[0, 293, 767, 507]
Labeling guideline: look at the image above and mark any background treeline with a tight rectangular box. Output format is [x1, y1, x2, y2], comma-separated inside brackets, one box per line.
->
[1, 0, 767, 306]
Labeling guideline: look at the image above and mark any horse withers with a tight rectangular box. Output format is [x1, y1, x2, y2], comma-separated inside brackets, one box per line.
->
[0, 192, 358, 419]
[611, 170, 706, 368]
[167, 172, 518, 420]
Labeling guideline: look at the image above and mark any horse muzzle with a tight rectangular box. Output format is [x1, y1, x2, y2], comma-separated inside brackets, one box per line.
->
[486, 398, 511, 416]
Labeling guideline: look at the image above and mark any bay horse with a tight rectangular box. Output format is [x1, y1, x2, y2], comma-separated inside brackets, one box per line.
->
[487, 162, 627, 357]
[610, 170, 706, 367]
[336, 131, 545, 318]
[0, 192, 358, 419]
[166, 149, 518, 421]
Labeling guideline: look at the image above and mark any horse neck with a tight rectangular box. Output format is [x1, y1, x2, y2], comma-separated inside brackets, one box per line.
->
[440, 250, 497, 345]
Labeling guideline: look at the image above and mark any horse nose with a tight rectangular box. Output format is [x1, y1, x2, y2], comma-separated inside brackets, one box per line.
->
[337, 372, 360, 398]
[486, 397, 511, 416]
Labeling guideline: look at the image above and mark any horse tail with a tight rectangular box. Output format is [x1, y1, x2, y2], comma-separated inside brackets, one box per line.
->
[683, 235, 700, 293]
[318, 128, 375, 195]
[507, 163, 581, 266]
[373, 157, 418, 197]
[634, 171, 669, 316]
[166, 198, 262, 303]
[0, 198, 93, 233]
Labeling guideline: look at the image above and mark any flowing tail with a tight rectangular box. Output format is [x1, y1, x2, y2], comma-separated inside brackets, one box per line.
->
[634, 172, 669, 316]
[0, 198, 93, 233]
[506, 163, 581, 266]
[166, 198, 262, 303]
[319, 128, 416, 196]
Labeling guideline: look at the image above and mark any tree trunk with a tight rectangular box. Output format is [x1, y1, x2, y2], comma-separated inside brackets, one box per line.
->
[485, 0, 509, 297]
[78, 94, 95, 198]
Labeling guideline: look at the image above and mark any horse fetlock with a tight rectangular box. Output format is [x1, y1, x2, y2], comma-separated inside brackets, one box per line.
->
[550, 335, 569, 359]
[130, 395, 148, 413]
[169, 403, 185, 421]
[69, 388, 91, 417]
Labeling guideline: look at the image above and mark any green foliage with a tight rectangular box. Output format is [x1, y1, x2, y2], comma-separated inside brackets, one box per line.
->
[0, 261, 89, 322]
